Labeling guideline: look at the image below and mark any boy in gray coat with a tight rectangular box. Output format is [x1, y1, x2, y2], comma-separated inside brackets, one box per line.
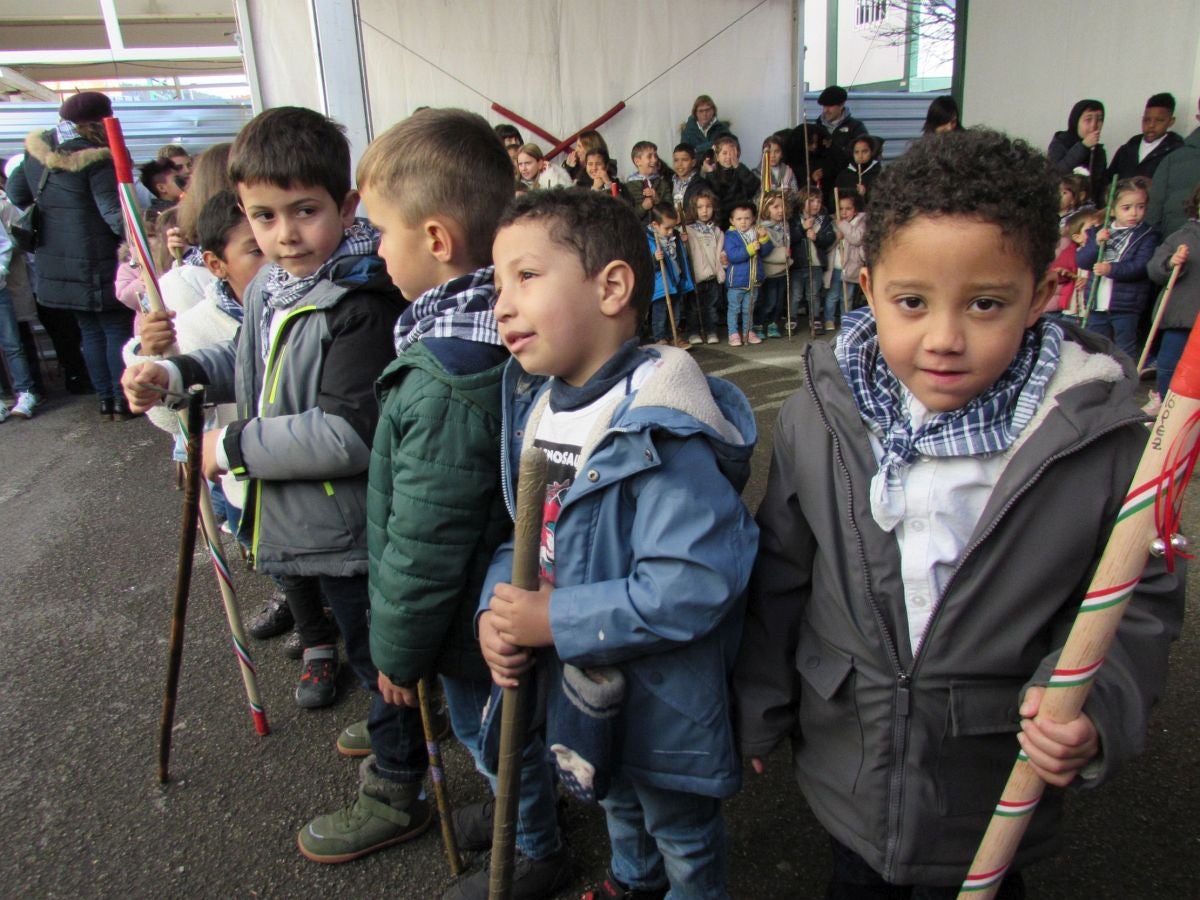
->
[734, 129, 1184, 898]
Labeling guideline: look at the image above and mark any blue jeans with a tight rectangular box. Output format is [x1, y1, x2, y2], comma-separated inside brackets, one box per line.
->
[789, 266, 821, 321]
[0, 286, 34, 395]
[824, 268, 845, 323]
[694, 279, 721, 337]
[602, 774, 728, 899]
[439, 675, 561, 860]
[291, 573, 427, 782]
[1085, 310, 1140, 360]
[754, 275, 786, 329]
[75, 307, 134, 401]
[650, 299, 671, 341]
[726, 287, 753, 337]
[1157, 328, 1189, 397]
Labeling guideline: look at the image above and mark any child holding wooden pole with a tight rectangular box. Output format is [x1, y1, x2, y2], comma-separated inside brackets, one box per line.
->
[734, 128, 1184, 898]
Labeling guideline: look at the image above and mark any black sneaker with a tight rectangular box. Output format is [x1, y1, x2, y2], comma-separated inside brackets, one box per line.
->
[441, 847, 570, 900]
[450, 797, 495, 852]
[247, 592, 294, 639]
[296, 646, 339, 709]
[581, 870, 668, 900]
[282, 628, 304, 659]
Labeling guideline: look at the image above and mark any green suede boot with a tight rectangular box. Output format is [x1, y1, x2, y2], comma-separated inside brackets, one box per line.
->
[297, 756, 431, 863]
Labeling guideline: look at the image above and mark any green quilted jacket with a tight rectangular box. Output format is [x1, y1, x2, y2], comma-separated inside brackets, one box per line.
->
[367, 341, 510, 684]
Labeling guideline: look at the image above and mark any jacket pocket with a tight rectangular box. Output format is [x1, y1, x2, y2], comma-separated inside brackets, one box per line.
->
[794, 630, 863, 792]
[936, 679, 1022, 817]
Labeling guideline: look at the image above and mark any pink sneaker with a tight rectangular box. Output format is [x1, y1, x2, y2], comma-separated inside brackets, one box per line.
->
[728, 333, 743, 347]
[1142, 391, 1162, 417]
[746, 330, 763, 345]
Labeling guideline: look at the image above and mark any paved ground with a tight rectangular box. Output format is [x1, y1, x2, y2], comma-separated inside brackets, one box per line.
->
[1, 335, 1196, 898]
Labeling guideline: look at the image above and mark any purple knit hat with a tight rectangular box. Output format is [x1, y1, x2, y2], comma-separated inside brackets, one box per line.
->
[58, 91, 113, 124]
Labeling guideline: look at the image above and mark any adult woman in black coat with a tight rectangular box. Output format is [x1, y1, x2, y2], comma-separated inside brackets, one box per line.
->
[8, 92, 131, 418]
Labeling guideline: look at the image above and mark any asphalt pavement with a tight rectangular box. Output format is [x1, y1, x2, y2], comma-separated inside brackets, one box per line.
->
[1, 335, 1196, 898]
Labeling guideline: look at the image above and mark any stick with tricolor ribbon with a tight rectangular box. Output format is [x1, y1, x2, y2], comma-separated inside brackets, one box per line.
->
[959, 326, 1200, 898]
[104, 116, 269, 738]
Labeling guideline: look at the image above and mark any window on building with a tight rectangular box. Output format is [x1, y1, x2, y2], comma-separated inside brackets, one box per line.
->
[856, 0, 889, 27]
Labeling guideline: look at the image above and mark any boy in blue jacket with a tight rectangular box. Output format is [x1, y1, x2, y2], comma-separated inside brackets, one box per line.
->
[646, 202, 694, 344]
[1077, 176, 1160, 359]
[723, 202, 773, 346]
[483, 189, 759, 899]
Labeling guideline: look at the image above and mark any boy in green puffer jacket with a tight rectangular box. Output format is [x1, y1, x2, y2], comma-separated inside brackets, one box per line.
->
[350, 109, 566, 900]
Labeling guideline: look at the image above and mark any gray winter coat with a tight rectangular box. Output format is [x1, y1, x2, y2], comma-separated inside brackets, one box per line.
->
[1147, 218, 1200, 332]
[174, 261, 403, 576]
[734, 328, 1184, 886]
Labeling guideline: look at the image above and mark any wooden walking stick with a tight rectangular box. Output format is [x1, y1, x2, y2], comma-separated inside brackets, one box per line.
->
[653, 233, 691, 350]
[489, 448, 548, 900]
[1137, 259, 1183, 375]
[158, 385, 205, 783]
[1082, 175, 1120, 328]
[959, 325, 1200, 899]
[419, 677, 462, 877]
[834, 188, 849, 314]
[784, 222, 793, 341]
[106, 115, 269, 738]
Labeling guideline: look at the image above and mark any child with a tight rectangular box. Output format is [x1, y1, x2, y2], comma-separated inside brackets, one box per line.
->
[626, 140, 671, 223]
[753, 135, 799, 198]
[139, 157, 184, 218]
[835, 135, 883, 203]
[515, 142, 574, 191]
[484, 188, 758, 900]
[787, 188, 835, 333]
[669, 142, 712, 214]
[1058, 174, 1092, 228]
[708, 134, 760, 223]
[647, 202, 693, 344]
[1078, 177, 1160, 359]
[586, 149, 633, 205]
[1047, 210, 1093, 320]
[1143, 183, 1200, 416]
[563, 129, 613, 186]
[753, 190, 789, 339]
[1107, 93, 1184, 181]
[734, 127, 1183, 898]
[121, 105, 408, 846]
[724, 201, 773, 346]
[824, 191, 866, 331]
[354, 109, 566, 896]
[685, 188, 724, 344]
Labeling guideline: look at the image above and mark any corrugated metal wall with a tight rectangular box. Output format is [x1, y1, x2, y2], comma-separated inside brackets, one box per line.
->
[0, 99, 252, 166]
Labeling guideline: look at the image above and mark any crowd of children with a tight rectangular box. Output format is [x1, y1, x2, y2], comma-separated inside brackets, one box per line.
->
[0, 77, 1189, 899]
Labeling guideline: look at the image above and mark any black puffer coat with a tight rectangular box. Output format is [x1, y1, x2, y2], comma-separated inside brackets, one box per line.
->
[8, 128, 124, 312]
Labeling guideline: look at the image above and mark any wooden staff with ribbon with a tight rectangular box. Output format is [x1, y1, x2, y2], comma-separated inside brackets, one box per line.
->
[489, 449, 547, 900]
[419, 677, 462, 877]
[105, 116, 269, 739]
[1082, 175, 1120, 328]
[1137, 250, 1185, 374]
[958, 325, 1200, 898]
[653, 232, 691, 350]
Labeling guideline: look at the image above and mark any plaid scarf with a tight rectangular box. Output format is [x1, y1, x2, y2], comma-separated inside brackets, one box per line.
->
[258, 218, 379, 361]
[393, 266, 500, 355]
[55, 120, 80, 144]
[183, 245, 206, 268]
[835, 307, 1063, 528]
[1102, 223, 1137, 262]
[214, 278, 243, 324]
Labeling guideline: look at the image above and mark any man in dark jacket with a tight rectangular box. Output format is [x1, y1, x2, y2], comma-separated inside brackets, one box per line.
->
[1107, 93, 1184, 181]
[785, 85, 869, 209]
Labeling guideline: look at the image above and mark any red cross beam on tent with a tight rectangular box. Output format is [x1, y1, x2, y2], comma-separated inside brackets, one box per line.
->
[491, 102, 626, 160]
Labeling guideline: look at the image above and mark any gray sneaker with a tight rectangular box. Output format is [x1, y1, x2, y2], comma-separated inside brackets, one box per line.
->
[9, 391, 38, 419]
[0, 404, 9, 424]
[295, 646, 338, 709]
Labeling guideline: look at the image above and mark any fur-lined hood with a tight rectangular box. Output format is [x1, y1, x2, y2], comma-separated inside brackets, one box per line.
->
[24, 128, 112, 173]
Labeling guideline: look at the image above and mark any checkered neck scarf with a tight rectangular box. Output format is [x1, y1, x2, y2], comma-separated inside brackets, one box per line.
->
[258, 219, 379, 361]
[393, 265, 500, 355]
[182, 245, 206, 268]
[1101, 224, 1137, 262]
[214, 278, 243, 324]
[834, 307, 1063, 507]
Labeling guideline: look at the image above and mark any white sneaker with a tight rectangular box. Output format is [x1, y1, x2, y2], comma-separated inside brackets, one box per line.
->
[8, 391, 37, 419]
[1141, 391, 1162, 417]
[0, 404, 9, 423]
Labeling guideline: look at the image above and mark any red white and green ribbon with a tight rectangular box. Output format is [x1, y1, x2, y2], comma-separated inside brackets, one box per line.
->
[104, 116, 268, 737]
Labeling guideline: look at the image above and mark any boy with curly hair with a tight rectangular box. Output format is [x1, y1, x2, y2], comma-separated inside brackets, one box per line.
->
[734, 128, 1184, 897]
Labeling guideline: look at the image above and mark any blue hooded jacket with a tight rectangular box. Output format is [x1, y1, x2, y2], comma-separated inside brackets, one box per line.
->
[482, 345, 759, 798]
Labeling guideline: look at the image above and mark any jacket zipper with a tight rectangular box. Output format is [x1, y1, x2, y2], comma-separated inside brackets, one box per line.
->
[249, 305, 317, 562]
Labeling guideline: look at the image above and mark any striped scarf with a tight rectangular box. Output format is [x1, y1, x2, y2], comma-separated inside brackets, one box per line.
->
[835, 307, 1063, 522]
[213, 278, 243, 324]
[393, 266, 500, 355]
[258, 218, 379, 361]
